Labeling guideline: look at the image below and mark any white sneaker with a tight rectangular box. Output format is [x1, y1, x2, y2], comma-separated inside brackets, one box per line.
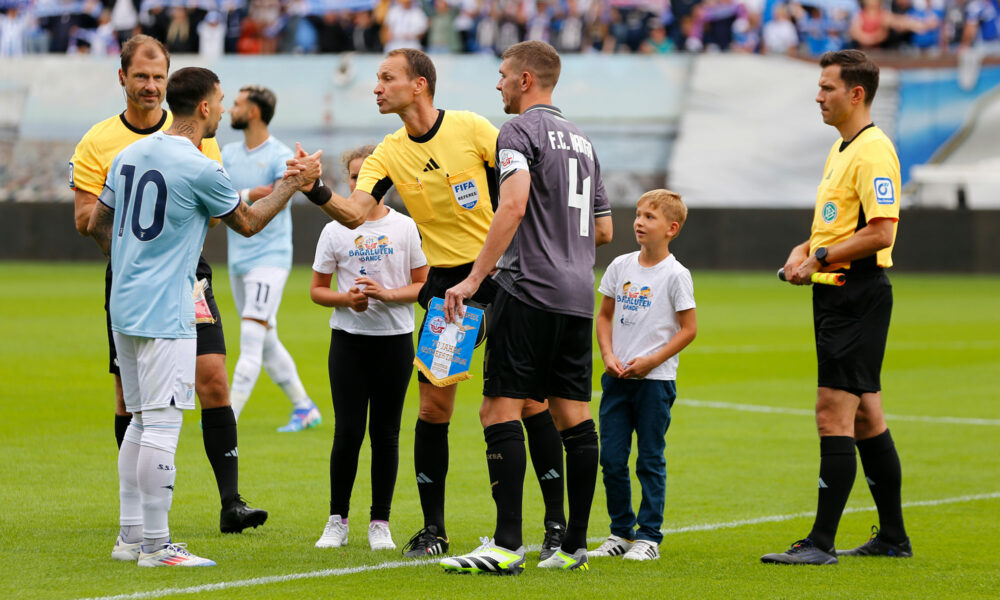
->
[368, 521, 396, 550]
[137, 543, 216, 567]
[587, 534, 634, 557]
[440, 537, 526, 575]
[315, 515, 349, 548]
[111, 535, 141, 561]
[623, 539, 660, 561]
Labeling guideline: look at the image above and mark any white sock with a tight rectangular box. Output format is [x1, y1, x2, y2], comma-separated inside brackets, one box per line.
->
[262, 326, 311, 409]
[137, 406, 183, 550]
[231, 319, 267, 419]
[118, 415, 144, 542]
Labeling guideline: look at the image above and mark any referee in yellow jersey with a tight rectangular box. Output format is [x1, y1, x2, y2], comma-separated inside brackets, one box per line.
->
[762, 50, 911, 565]
[300, 48, 567, 558]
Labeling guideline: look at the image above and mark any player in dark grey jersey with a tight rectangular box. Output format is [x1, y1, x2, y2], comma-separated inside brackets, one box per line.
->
[441, 40, 613, 575]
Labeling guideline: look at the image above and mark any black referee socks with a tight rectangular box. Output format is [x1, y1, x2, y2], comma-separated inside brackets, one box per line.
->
[202, 406, 240, 507]
[858, 429, 908, 543]
[115, 414, 132, 449]
[808, 435, 857, 551]
[414, 418, 450, 535]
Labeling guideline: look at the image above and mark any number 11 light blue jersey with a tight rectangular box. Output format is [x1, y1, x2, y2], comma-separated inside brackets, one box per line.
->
[222, 136, 294, 275]
[100, 131, 240, 338]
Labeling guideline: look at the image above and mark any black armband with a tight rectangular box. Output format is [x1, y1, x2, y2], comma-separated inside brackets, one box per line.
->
[304, 178, 331, 206]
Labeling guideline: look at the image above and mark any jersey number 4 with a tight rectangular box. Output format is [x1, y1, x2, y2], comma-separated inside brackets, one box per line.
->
[567, 157, 591, 237]
[117, 164, 168, 241]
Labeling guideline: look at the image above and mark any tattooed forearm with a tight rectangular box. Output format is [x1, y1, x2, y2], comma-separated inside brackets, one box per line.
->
[90, 204, 115, 257]
[223, 174, 302, 236]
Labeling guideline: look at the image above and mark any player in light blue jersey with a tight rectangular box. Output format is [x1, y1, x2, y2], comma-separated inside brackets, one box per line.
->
[222, 85, 319, 432]
[90, 67, 322, 568]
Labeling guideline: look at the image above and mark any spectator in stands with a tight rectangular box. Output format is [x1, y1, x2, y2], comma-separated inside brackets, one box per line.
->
[762, 3, 799, 54]
[904, 0, 943, 53]
[164, 6, 196, 53]
[959, 0, 1000, 50]
[108, 0, 140, 47]
[383, 0, 428, 51]
[552, 0, 588, 52]
[353, 9, 383, 52]
[198, 10, 226, 60]
[641, 21, 677, 51]
[312, 11, 352, 53]
[1, 4, 29, 56]
[850, 0, 892, 49]
[427, 0, 460, 52]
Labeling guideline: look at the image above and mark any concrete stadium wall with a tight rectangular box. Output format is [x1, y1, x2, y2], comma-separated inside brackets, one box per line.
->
[3, 202, 997, 273]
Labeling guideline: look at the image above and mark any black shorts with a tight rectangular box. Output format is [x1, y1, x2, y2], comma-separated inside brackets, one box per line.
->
[104, 256, 225, 374]
[415, 263, 498, 384]
[813, 269, 892, 396]
[483, 288, 592, 402]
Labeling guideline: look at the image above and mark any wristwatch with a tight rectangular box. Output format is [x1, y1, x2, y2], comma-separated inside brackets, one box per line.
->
[815, 246, 830, 267]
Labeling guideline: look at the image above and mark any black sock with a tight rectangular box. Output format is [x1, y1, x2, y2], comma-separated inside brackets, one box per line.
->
[202, 406, 239, 507]
[857, 429, 907, 542]
[115, 414, 132, 449]
[523, 410, 566, 528]
[560, 419, 599, 553]
[414, 419, 449, 535]
[485, 421, 526, 550]
[808, 436, 856, 551]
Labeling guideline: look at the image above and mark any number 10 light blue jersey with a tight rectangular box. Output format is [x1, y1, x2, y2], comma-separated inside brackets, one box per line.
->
[100, 131, 240, 338]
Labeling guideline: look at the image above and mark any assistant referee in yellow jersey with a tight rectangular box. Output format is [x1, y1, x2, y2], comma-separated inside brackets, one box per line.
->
[300, 48, 567, 558]
[762, 50, 911, 565]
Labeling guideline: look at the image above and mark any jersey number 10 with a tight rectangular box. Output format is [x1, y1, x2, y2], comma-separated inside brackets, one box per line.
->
[117, 164, 168, 242]
[567, 157, 591, 237]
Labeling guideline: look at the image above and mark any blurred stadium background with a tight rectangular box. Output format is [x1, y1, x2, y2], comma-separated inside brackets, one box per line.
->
[1, 4, 999, 272]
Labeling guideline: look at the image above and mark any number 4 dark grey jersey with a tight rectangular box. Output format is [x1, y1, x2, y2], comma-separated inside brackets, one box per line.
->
[493, 104, 612, 318]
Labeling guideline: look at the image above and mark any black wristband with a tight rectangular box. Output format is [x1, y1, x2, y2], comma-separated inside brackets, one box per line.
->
[303, 178, 331, 206]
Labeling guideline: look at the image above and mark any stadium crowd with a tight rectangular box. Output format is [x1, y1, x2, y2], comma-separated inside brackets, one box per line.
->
[1, 0, 998, 59]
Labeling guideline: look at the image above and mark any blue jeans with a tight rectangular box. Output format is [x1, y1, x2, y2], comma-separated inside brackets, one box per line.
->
[598, 374, 676, 543]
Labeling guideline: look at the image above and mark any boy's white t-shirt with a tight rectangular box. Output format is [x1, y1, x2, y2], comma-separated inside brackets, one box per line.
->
[598, 251, 696, 381]
[312, 207, 427, 335]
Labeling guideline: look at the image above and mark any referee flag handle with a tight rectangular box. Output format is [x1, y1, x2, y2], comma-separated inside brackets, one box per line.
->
[777, 268, 846, 286]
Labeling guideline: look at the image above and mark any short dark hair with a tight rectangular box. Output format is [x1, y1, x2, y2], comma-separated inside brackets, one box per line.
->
[240, 85, 277, 125]
[120, 34, 169, 74]
[819, 49, 879, 105]
[501, 41, 561, 90]
[166, 67, 220, 118]
[387, 48, 436, 99]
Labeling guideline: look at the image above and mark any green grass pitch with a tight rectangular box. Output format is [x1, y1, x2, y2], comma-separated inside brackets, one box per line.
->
[0, 262, 997, 599]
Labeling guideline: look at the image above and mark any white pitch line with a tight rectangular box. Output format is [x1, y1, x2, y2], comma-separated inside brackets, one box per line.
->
[75, 492, 1000, 600]
[681, 399, 1000, 426]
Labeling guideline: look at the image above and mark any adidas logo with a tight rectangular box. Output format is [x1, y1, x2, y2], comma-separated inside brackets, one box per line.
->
[818, 477, 829, 489]
[422, 158, 440, 172]
[866, 476, 876, 486]
[225, 448, 239, 458]
[540, 468, 561, 481]
[416, 473, 433, 484]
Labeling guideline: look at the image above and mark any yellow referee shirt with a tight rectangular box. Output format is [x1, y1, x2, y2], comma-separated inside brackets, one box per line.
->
[356, 110, 498, 268]
[810, 124, 900, 270]
[70, 111, 223, 196]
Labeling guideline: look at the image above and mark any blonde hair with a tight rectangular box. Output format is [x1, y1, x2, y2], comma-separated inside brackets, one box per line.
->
[341, 145, 376, 173]
[638, 189, 687, 235]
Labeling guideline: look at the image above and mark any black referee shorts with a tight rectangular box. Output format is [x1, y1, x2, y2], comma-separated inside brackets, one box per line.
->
[104, 256, 226, 374]
[813, 270, 892, 396]
[483, 288, 593, 403]
[415, 263, 497, 384]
